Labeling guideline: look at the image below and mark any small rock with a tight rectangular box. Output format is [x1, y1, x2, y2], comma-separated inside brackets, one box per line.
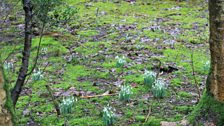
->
[22, 108, 30, 116]
[204, 122, 216, 126]
[180, 119, 189, 126]
[160, 121, 177, 126]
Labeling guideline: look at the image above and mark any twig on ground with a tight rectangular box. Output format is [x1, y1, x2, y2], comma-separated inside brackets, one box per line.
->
[143, 101, 152, 124]
[144, 105, 152, 123]
[80, 93, 118, 99]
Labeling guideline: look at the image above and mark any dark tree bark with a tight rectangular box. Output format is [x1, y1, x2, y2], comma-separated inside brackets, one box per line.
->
[11, 0, 33, 106]
[207, 0, 224, 102]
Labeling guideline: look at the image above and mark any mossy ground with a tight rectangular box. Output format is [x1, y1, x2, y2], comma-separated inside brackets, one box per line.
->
[189, 92, 224, 126]
[0, 0, 211, 125]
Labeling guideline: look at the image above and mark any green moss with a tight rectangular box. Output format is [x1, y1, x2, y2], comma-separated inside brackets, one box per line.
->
[69, 117, 103, 125]
[0, 45, 23, 61]
[145, 116, 163, 126]
[102, 61, 116, 69]
[63, 64, 93, 83]
[37, 115, 63, 125]
[125, 111, 134, 118]
[189, 37, 202, 44]
[173, 114, 183, 121]
[17, 117, 29, 125]
[32, 37, 68, 56]
[3, 0, 210, 125]
[177, 91, 192, 98]
[163, 46, 209, 75]
[124, 74, 143, 84]
[74, 41, 111, 55]
[171, 78, 182, 86]
[129, 64, 146, 71]
[107, 32, 119, 39]
[33, 104, 55, 113]
[143, 30, 165, 39]
[32, 80, 46, 89]
[77, 30, 99, 37]
[135, 115, 145, 122]
[176, 105, 193, 114]
[2, 69, 16, 125]
[189, 92, 224, 126]
[16, 96, 30, 108]
[79, 81, 102, 94]
[30, 94, 45, 103]
[94, 71, 109, 79]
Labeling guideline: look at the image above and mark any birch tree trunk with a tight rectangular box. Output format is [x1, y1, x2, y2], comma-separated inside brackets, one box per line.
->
[207, 0, 224, 102]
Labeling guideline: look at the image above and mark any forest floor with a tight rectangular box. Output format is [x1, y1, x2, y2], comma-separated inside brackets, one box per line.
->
[0, 0, 210, 125]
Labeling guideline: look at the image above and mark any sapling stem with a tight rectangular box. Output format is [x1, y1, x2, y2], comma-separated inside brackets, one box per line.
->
[191, 51, 201, 102]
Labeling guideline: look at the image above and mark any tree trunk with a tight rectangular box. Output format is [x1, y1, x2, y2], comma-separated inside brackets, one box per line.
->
[207, 0, 224, 102]
[11, 0, 32, 106]
[188, 1, 224, 125]
[0, 69, 13, 126]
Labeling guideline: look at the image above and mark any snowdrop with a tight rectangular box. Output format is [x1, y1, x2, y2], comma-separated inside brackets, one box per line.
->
[59, 96, 77, 115]
[115, 56, 126, 68]
[32, 69, 43, 81]
[41, 47, 48, 55]
[135, 44, 144, 50]
[143, 70, 156, 88]
[119, 84, 133, 102]
[102, 104, 116, 126]
[151, 79, 166, 98]
[3, 61, 14, 71]
[203, 61, 210, 72]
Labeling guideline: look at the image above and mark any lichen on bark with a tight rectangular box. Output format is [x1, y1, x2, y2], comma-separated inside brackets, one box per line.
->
[0, 67, 14, 126]
[189, 0, 224, 125]
[208, 0, 224, 102]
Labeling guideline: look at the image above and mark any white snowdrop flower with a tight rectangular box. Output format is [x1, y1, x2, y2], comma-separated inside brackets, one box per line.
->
[4, 61, 14, 71]
[136, 44, 143, 50]
[103, 105, 116, 126]
[115, 56, 127, 68]
[205, 61, 210, 65]
[144, 70, 156, 78]
[143, 70, 156, 87]
[41, 47, 48, 55]
[59, 96, 76, 115]
[152, 79, 166, 98]
[119, 84, 132, 101]
[32, 68, 43, 81]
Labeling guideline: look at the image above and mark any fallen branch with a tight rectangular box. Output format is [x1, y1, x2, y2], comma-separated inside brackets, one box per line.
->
[80, 93, 118, 99]
[144, 103, 152, 123]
